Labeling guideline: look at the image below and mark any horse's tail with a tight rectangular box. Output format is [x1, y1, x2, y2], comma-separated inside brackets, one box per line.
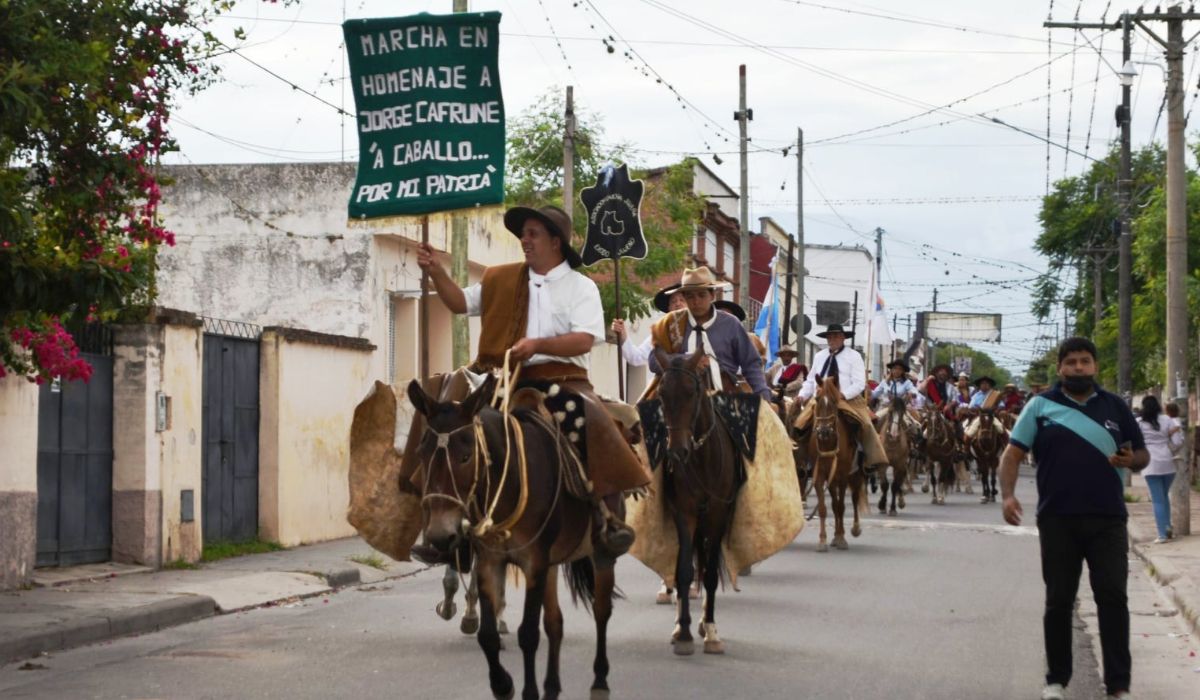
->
[563, 559, 596, 611]
[854, 473, 870, 518]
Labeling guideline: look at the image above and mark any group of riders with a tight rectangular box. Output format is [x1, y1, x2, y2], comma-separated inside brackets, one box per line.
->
[410, 202, 1030, 565]
[387, 202, 1030, 695]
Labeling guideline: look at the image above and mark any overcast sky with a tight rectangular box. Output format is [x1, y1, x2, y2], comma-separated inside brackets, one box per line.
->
[169, 0, 1192, 376]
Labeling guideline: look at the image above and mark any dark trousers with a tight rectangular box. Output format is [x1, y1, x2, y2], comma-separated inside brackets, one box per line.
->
[1037, 515, 1131, 693]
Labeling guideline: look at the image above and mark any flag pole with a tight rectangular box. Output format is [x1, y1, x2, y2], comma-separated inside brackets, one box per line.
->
[615, 255, 625, 401]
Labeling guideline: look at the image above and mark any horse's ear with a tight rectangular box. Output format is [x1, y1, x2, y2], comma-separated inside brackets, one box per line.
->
[686, 343, 705, 367]
[407, 379, 432, 417]
[653, 347, 672, 371]
[461, 374, 496, 417]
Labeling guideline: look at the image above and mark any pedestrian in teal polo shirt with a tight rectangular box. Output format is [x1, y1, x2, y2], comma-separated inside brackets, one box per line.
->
[998, 337, 1149, 700]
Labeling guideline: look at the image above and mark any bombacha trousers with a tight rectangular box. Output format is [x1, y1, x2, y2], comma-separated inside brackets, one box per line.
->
[1037, 514, 1131, 694]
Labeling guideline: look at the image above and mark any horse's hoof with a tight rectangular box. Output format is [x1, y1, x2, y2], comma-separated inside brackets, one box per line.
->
[673, 639, 695, 656]
[899, 495, 906, 509]
[851, 524, 861, 537]
[816, 542, 829, 552]
[888, 509, 896, 517]
[833, 538, 849, 550]
[492, 672, 515, 700]
[921, 484, 930, 493]
[590, 689, 610, 700]
[656, 591, 673, 605]
[703, 639, 726, 654]
[436, 600, 457, 621]
[980, 496, 989, 504]
[498, 619, 509, 634]
[460, 614, 479, 635]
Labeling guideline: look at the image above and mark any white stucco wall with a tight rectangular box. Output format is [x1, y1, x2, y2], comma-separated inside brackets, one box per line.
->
[692, 162, 740, 220]
[801, 245, 874, 360]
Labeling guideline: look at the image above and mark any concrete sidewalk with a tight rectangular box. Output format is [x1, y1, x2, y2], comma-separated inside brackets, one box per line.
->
[0, 537, 425, 664]
[1126, 472, 1200, 636]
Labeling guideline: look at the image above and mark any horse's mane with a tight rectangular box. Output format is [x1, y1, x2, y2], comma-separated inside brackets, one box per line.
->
[817, 375, 844, 402]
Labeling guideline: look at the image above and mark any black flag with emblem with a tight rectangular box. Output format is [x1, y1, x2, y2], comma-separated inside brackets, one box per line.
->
[579, 164, 647, 266]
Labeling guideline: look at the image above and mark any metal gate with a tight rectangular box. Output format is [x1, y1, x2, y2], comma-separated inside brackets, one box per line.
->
[36, 326, 114, 567]
[201, 319, 261, 544]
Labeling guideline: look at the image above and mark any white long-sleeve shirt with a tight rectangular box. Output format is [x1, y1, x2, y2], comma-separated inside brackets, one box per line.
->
[871, 377, 917, 403]
[798, 346, 866, 401]
[621, 336, 653, 367]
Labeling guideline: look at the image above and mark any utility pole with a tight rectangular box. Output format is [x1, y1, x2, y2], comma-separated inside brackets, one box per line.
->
[782, 237, 795, 347]
[735, 65, 752, 315]
[796, 127, 807, 361]
[929, 288, 938, 370]
[449, 0, 471, 368]
[563, 85, 576, 220]
[1045, 11, 1138, 401]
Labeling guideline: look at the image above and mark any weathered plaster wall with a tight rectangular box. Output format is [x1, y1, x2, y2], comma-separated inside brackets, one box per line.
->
[259, 330, 373, 546]
[157, 163, 374, 340]
[0, 374, 38, 589]
[158, 324, 203, 563]
[112, 324, 164, 566]
[111, 321, 203, 566]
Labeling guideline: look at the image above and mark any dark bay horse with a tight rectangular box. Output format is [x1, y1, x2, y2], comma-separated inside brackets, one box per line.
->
[810, 376, 868, 551]
[875, 396, 909, 516]
[970, 409, 1007, 504]
[409, 374, 617, 700]
[921, 406, 958, 505]
[653, 347, 741, 656]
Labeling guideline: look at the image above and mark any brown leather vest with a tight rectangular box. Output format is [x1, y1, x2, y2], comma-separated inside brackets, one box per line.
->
[472, 262, 530, 372]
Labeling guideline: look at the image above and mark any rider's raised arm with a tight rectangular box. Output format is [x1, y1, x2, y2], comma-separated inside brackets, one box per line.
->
[869, 380, 886, 402]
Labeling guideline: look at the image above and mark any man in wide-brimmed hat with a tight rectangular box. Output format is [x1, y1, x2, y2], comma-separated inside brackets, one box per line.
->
[417, 204, 650, 560]
[920, 362, 957, 418]
[647, 266, 771, 401]
[793, 323, 890, 471]
[871, 358, 922, 436]
[963, 375, 1004, 446]
[766, 345, 806, 397]
[999, 382, 1024, 412]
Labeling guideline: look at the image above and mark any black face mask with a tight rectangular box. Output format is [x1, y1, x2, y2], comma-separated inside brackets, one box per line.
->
[1061, 375, 1095, 394]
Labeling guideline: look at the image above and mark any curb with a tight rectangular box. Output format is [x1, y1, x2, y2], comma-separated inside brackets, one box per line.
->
[322, 567, 361, 588]
[0, 595, 216, 664]
[1127, 521, 1200, 637]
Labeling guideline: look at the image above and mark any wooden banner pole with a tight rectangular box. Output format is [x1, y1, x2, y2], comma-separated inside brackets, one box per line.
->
[614, 256, 626, 402]
[420, 215, 430, 381]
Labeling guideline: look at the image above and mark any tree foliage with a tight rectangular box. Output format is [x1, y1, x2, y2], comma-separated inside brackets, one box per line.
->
[0, 0, 286, 382]
[504, 90, 704, 322]
[1032, 141, 1200, 391]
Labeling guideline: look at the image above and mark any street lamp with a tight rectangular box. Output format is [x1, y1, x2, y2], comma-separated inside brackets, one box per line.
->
[1118, 60, 1138, 87]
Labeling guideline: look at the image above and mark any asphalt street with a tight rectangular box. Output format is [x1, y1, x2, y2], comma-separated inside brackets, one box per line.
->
[0, 467, 1110, 699]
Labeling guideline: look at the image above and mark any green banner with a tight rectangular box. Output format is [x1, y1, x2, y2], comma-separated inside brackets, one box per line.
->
[342, 12, 505, 219]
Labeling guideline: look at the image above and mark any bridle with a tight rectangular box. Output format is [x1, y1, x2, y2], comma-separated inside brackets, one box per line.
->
[661, 364, 718, 460]
[813, 389, 842, 459]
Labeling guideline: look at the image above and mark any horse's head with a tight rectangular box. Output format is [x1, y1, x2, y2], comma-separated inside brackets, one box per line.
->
[407, 374, 497, 553]
[813, 375, 842, 454]
[654, 345, 709, 466]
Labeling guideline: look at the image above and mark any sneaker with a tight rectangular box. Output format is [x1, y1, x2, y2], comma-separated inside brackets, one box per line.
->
[1041, 683, 1066, 700]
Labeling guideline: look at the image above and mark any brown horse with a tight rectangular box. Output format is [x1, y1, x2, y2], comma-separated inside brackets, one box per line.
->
[809, 375, 868, 551]
[921, 406, 958, 505]
[875, 396, 909, 516]
[653, 347, 741, 656]
[408, 374, 617, 700]
[970, 409, 1007, 504]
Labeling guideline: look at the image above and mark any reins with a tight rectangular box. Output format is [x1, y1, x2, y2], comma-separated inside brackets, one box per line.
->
[660, 364, 734, 505]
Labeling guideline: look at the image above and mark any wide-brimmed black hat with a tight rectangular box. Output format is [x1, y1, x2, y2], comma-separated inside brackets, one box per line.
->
[713, 299, 746, 322]
[503, 205, 582, 268]
[653, 282, 682, 313]
[974, 375, 996, 388]
[886, 359, 910, 373]
[816, 323, 855, 339]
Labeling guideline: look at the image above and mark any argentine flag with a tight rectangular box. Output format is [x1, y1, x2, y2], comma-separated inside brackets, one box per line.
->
[754, 253, 781, 364]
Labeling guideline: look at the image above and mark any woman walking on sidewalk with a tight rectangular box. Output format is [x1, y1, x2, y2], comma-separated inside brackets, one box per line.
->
[1139, 396, 1183, 543]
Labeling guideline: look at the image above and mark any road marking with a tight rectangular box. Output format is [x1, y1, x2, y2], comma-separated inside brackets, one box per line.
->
[859, 518, 1038, 537]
